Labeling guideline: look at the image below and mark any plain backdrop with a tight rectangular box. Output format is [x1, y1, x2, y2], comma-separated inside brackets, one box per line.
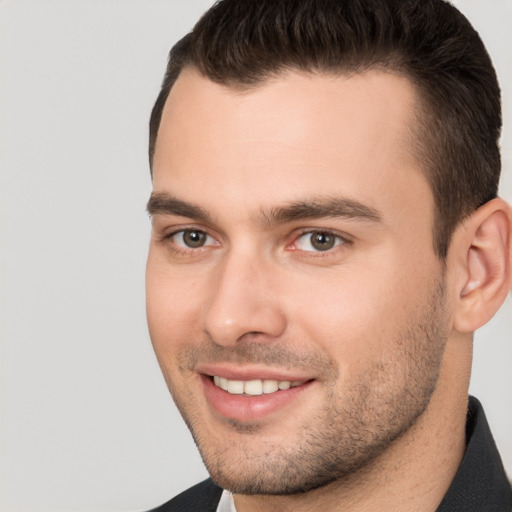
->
[0, 1, 511, 511]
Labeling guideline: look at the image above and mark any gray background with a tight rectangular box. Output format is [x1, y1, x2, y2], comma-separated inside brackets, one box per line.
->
[0, 1, 510, 510]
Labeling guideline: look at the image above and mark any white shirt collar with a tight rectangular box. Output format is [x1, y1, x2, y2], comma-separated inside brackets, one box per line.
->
[216, 489, 237, 512]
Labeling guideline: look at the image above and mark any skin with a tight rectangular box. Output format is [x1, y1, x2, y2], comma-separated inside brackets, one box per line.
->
[146, 68, 475, 511]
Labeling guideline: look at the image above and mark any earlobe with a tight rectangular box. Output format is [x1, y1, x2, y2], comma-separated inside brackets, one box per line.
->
[453, 198, 511, 333]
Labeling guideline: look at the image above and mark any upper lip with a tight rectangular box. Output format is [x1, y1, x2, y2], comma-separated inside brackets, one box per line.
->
[196, 363, 312, 382]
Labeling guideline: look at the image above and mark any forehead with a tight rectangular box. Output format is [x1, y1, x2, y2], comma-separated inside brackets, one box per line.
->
[155, 68, 420, 162]
[152, 68, 432, 228]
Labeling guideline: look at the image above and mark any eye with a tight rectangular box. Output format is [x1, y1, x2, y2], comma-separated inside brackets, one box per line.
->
[295, 231, 345, 252]
[170, 229, 216, 249]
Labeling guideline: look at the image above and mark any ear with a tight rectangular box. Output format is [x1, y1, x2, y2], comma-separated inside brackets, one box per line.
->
[451, 198, 511, 333]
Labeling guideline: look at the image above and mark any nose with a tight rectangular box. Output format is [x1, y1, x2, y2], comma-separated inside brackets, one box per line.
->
[203, 251, 287, 347]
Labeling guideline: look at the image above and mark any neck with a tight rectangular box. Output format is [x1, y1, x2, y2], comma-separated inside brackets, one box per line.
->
[234, 340, 471, 512]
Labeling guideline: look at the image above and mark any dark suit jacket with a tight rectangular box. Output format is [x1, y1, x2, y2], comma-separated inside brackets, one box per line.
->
[149, 397, 512, 511]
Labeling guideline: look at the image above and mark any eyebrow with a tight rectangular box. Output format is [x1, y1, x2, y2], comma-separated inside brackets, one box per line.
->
[146, 192, 382, 226]
[259, 197, 382, 226]
[147, 192, 212, 223]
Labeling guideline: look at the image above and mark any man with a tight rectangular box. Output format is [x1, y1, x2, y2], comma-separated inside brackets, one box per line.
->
[145, 0, 512, 510]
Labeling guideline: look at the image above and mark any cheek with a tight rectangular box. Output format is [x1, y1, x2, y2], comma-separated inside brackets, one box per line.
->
[285, 257, 429, 369]
[145, 255, 205, 355]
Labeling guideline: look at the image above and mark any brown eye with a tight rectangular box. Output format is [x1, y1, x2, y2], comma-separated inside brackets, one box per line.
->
[181, 230, 207, 248]
[167, 228, 219, 254]
[311, 232, 336, 251]
[296, 231, 344, 252]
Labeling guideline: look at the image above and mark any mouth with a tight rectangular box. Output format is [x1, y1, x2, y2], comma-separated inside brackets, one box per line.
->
[212, 376, 306, 396]
[200, 371, 314, 422]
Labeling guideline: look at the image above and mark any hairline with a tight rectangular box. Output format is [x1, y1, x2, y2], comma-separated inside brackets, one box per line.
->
[151, 62, 430, 177]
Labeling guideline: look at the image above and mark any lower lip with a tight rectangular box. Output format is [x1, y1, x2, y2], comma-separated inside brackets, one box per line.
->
[200, 375, 313, 422]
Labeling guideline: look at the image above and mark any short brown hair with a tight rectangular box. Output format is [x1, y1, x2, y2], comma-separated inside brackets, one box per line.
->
[149, 0, 501, 258]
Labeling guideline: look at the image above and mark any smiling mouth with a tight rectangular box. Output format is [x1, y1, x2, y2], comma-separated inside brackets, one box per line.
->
[212, 376, 306, 396]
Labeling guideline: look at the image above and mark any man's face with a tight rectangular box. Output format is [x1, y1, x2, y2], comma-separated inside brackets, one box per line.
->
[146, 69, 450, 494]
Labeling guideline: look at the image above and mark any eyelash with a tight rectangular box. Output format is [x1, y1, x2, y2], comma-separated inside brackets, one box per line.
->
[164, 228, 218, 255]
[162, 228, 351, 257]
[290, 230, 350, 254]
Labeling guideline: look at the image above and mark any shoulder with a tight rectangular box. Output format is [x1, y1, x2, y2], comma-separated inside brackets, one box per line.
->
[147, 478, 223, 512]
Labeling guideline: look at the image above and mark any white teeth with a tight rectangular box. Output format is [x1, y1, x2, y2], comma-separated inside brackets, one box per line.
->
[219, 377, 229, 391]
[213, 377, 305, 395]
[262, 380, 279, 394]
[244, 380, 263, 395]
[227, 380, 244, 394]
